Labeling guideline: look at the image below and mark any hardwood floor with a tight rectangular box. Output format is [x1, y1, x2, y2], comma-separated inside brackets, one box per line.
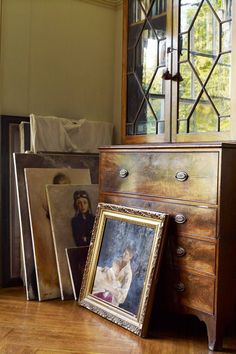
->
[0, 287, 235, 354]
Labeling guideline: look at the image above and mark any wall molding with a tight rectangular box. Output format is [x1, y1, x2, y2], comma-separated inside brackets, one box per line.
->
[77, 0, 122, 10]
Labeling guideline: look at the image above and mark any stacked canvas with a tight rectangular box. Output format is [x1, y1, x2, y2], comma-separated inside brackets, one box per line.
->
[14, 152, 99, 301]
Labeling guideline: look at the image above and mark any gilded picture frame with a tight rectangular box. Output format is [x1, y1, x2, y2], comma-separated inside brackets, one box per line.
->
[79, 203, 169, 337]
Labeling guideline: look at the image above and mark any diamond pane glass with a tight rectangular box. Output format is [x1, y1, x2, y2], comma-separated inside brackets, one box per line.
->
[149, 68, 165, 95]
[179, 62, 201, 101]
[205, 53, 231, 116]
[140, 0, 153, 13]
[220, 117, 230, 131]
[126, 124, 134, 135]
[127, 74, 144, 123]
[178, 0, 232, 136]
[208, 0, 232, 20]
[190, 1, 219, 83]
[189, 93, 218, 132]
[222, 21, 232, 52]
[135, 24, 158, 92]
[128, 22, 144, 48]
[134, 101, 157, 135]
[180, 0, 201, 33]
[149, 96, 165, 122]
[127, 0, 167, 137]
[179, 101, 194, 121]
[178, 120, 188, 133]
[151, 0, 167, 16]
[179, 33, 188, 62]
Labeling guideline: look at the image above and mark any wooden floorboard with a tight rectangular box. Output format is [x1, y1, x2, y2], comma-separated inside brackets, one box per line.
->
[0, 287, 235, 354]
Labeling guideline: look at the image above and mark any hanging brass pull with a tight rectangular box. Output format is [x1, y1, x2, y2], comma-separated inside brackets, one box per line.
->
[162, 69, 172, 80]
[172, 72, 184, 82]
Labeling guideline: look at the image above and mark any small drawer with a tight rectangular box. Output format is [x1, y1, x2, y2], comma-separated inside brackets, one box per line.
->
[167, 268, 215, 315]
[100, 195, 217, 239]
[100, 151, 219, 204]
[169, 236, 216, 275]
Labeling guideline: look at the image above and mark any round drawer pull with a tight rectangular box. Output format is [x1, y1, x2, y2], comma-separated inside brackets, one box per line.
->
[175, 282, 185, 292]
[176, 246, 186, 257]
[175, 171, 189, 182]
[174, 214, 187, 224]
[119, 168, 129, 178]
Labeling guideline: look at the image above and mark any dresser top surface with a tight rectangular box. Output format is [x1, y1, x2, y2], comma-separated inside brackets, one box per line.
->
[99, 142, 236, 151]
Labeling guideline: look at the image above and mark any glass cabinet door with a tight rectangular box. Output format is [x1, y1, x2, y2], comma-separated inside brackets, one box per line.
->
[173, 0, 233, 142]
[122, 0, 172, 143]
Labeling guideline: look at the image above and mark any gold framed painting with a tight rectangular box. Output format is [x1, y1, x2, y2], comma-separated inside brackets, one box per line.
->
[78, 203, 169, 337]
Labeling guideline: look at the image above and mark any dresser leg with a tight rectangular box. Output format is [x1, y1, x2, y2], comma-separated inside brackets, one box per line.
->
[206, 318, 223, 351]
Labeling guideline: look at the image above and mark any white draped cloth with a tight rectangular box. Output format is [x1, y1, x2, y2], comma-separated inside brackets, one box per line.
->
[30, 114, 113, 153]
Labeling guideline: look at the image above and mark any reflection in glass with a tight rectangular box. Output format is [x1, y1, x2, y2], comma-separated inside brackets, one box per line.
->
[135, 27, 158, 92]
[135, 101, 157, 135]
[178, 0, 232, 135]
[222, 21, 232, 51]
[179, 62, 201, 100]
[180, 0, 201, 33]
[178, 120, 188, 134]
[179, 101, 194, 121]
[127, 74, 144, 123]
[149, 68, 165, 95]
[151, 0, 167, 16]
[206, 54, 231, 117]
[220, 117, 230, 131]
[189, 93, 218, 132]
[127, 0, 167, 136]
[134, 0, 146, 22]
[190, 1, 219, 83]
[208, 0, 232, 20]
[179, 33, 188, 62]
[149, 97, 165, 133]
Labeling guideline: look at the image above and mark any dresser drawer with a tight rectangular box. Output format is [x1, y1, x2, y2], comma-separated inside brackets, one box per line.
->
[169, 236, 216, 275]
[100, 195, 217, 239]
[167, 268, 215, 315]
[100, 152, 219, 204]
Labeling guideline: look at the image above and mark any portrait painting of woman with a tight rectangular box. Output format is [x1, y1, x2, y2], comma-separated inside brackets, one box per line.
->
[91, 217, 155, 315]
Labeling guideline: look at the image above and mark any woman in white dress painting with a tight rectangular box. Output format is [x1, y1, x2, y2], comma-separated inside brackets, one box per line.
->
[92, 244, 135, 307]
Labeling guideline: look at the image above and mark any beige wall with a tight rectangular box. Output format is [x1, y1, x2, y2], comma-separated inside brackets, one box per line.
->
[0, 0, 123, 286]
[0, 0, 123, 132]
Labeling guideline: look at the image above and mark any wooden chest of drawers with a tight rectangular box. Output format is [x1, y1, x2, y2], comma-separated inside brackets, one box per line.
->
[99, 142, 236, 351]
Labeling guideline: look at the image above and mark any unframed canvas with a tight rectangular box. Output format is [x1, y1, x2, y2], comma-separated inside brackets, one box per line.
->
[13, 152, 99, 300]
[24, 168, 91, 301]
[46, 184, 99, 300]
[65, 246, 89, 300]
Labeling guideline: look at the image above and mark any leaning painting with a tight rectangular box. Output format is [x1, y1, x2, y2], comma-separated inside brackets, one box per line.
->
[79, 203, 169, 337]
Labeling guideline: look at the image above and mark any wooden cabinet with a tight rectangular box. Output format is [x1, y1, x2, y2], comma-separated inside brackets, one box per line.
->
[122, 0, 235, 144]
[99, 142, 236, 351]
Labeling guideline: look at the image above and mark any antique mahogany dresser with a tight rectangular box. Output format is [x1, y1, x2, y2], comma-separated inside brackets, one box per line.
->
[99, 142, 236, 350]
[99, 0, 236, 350]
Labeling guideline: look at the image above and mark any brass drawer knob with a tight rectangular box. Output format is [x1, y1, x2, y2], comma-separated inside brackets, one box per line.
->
[119, 168, 129, 178]
[176, 246, 186, 257]
[175, 171, 188, 182]
[175, 282, 185, 292]
[174, 214, 187, 224]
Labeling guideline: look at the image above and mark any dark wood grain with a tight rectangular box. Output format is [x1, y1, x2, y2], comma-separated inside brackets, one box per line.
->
[100, 151, 219, 204]
[99, 194, 217, 239]
[99, 143, 236, 351]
